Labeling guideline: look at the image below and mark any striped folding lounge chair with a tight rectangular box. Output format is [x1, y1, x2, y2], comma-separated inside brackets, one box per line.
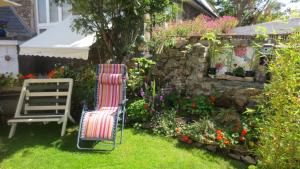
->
[77, 64, 127, 151]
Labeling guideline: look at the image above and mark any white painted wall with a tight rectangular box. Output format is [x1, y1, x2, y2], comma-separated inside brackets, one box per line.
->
[0, 40, 19, 75]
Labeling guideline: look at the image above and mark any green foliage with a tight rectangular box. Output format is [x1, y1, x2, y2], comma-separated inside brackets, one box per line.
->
[256, 34, 300, 169]
[57, 0, 172, 62]
[232, 66, 245, 77]
[152, 109, 177, 136]
[179, 95, 214, 118]
[127, 99, 150, 124]
[207, 0, 284, 25]
[127, 57, 156, 98]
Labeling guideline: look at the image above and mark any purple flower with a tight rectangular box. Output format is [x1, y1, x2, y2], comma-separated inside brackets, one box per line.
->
[140, 88, 145, 97]
[159, 95, 164, 101]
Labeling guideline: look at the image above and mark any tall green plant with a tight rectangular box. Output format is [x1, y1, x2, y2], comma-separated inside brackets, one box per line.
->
[256, 34, 300, 169]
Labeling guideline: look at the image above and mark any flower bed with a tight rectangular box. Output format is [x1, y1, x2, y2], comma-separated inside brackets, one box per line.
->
[125, 57, 260, 165]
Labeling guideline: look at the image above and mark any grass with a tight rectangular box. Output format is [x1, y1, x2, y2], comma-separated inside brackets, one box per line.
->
[0, 124, 246, 169]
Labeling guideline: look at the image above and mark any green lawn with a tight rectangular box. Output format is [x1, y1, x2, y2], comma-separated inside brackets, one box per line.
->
[0, 124, 246, 169]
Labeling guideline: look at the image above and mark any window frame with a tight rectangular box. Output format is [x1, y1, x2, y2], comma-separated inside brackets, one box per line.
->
[35, 0, 70, 33]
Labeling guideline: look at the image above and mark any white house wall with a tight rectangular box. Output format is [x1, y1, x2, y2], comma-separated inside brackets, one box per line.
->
[0, 41, 19, 75]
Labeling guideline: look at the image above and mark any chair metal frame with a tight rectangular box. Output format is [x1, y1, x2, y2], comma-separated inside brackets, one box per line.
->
[77, 64, 127, 151]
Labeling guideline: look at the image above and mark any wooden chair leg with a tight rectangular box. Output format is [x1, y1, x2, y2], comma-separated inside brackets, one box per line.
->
[8, 123, 17, 139]
[61, 119, 68, 136]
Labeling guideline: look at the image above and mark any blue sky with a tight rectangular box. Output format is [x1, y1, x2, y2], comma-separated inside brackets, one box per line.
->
[277, 0, 300, 10]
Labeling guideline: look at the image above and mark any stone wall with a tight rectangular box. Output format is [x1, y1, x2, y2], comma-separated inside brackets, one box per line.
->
[153, 38, 210, 95]
[13, 0, 36, 33]
[153, 38, 263, 110]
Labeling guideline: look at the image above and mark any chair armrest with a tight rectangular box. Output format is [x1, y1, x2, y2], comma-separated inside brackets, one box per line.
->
[82, 100, 88, 111]
[118, 99, 128, 106]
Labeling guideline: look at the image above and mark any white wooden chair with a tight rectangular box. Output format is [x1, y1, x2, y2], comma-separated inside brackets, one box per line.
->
[7, 78, 75, 138]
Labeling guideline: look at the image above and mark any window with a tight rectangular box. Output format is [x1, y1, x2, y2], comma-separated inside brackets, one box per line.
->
[49, 0, 59, 22]
[62, 2, 72, 20]
[37, 0, 46, 23]
[36, 0, 71, 33]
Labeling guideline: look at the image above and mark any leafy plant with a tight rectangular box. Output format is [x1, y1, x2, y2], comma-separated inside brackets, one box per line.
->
[255, 34, 300, 169]
[127, 99, 150, 124]
[179, 95, 214, 118]
[180, 118, 216, 144]
[152, 109, 177, 136]
[233, 66, 245, 77]
[127, 57, 156, 98]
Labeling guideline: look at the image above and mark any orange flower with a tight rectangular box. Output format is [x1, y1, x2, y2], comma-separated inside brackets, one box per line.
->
[216, 130, 222, 135]
[191, 102, 197, 109]
[224, 139, 230, 145]
[209, 95, 216, 103]
[48, 70, 56, 78]
[175, 127, 181, 133]
[143, 103, 149, 110]
[216, 134, 223, 141]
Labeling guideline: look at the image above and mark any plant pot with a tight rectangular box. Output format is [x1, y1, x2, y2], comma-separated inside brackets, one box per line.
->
[245, 71, 255, 77]
[225, 72, 233, 76]
[208, 68, 216, 75]
[0, 28, 6, 37]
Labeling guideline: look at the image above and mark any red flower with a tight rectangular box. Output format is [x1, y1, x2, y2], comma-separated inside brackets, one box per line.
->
[181, 135, 189, 142]
[187, 139, 193, 144]
[241, 129, 248, 136]
[224, 139, 230, 145]
[175, 128, 181, 133]
[216, 130, 222, 135]
[239, 136, 245, 142]
[216, 134, 223, 141]
[191, 102, 197, 109]
[21, 74, 36, 79]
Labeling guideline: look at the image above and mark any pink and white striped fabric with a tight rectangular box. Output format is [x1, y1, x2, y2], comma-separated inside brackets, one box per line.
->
[81, 64, 125, 140]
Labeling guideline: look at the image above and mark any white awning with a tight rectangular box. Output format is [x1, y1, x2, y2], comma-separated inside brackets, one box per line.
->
[19, 16, 95, 60]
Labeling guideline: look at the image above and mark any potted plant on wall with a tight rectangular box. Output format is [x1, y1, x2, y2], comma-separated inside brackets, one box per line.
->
[0, 20, 8, 37]
[245, 54, 256, 81]
[201, 32, 221, 78]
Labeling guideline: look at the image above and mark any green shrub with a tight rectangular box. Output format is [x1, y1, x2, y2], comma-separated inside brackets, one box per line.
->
[256, 34, 300, 169]
[127, 99, 150, 124]
[233, 66, 245, 77]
